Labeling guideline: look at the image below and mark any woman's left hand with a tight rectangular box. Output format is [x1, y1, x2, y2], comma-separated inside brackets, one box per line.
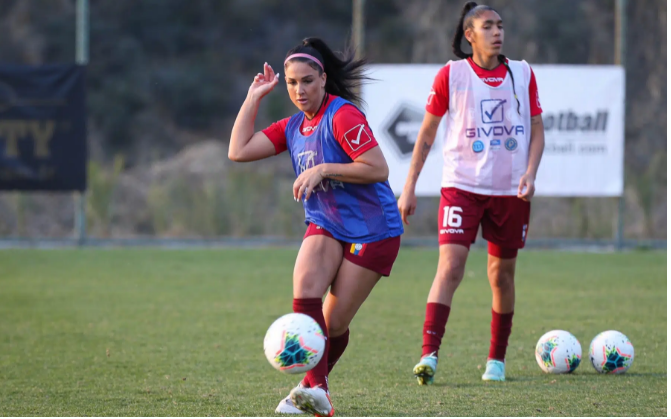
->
[517, 173, 536, 201]
[293, 166, 325, 202]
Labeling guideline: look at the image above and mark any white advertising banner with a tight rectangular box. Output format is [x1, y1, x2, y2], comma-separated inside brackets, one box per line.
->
[362, 64, 625, 197]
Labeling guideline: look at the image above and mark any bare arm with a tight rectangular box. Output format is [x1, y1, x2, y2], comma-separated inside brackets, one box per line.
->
[517, 114, 545, 200]
[397, 112, 442, 224]
[228, 63, 279, 162]
[320, 147, 389, 184]
[293, 146, 389, 201]
[527, 114, 545, 179]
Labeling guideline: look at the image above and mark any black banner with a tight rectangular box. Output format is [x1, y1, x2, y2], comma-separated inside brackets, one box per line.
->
[0, 64, 86, 191]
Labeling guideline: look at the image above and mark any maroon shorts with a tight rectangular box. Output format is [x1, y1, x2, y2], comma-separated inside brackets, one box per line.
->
[303, 223, 401, 277]
[438, 187, 530, 258]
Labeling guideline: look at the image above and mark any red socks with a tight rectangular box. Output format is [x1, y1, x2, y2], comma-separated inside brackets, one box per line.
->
[421, 302, 451, 357]
[327, 328, 349, 373]
[293, 298, 329, 391]
[421, 304, 514, 361]
[488, 309, 514, 361]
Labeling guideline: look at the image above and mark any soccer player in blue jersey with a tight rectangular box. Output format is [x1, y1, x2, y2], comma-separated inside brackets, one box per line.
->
[229, 37, 404, 417]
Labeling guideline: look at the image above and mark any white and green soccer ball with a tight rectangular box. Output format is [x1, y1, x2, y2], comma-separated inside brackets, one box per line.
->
[535, 330, 582, 374]
[589, 330, 634, 374]
[263, 313, 325, 374]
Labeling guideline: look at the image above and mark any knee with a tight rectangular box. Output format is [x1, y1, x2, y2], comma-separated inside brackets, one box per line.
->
[436, 260, 466, 287]
[488, 264, 515, 291]
[326, 316, 349, 338]
[294, 273, 326, 299]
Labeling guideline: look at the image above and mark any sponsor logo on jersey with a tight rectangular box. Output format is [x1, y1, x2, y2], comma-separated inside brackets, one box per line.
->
[490, 139, 501, 149]
[482, 77, 504, 83]
[440, 228, 464, 234]
[466, 125, 525, 138]
[505, 137, 518, 151]
[296, 150, 345, 195]
[302, 125, 317, 133]
[465, 99, 525, 138]
[343, 123, 372, 152]
[350, 243, 367, 256]
[472, 140, 484, 153]
[481, 99, 507, 124]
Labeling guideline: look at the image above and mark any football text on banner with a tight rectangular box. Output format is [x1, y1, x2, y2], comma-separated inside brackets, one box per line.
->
[0, 64, 87, 191]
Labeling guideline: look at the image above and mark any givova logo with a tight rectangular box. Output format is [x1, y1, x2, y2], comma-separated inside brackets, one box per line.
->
[481, 99, 507, 124]
[440, 206, 463, 235]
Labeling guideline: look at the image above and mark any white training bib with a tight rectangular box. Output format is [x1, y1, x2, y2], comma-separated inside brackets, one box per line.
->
[441, 59, 532, 195]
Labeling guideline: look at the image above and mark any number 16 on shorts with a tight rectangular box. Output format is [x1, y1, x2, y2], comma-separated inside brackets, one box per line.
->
[441, 206, 463, 234]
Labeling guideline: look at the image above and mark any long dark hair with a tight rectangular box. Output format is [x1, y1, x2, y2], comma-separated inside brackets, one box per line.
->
[452, 2, 520, 114]
[284, 37, 368, 105]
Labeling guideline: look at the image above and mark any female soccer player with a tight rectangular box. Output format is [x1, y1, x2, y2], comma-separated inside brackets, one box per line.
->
[398, 2, 545, 384]
[229, 38, 403, 415]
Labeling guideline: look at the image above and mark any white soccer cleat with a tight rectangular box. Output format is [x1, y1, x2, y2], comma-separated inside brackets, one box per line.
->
[275, 383, 306, 414]
[290, 386, 334, 417]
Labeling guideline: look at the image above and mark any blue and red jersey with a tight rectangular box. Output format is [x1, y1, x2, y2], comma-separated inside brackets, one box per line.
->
[263, 95, 403, 243]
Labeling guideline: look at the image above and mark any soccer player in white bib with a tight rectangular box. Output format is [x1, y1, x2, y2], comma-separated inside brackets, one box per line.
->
[397, 1, 545, 384]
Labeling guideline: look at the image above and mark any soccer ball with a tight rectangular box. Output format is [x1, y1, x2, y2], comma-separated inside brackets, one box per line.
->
[535, 330, 582, 374]
[263, 313, 325, 374]
[589, 330, 634, 374]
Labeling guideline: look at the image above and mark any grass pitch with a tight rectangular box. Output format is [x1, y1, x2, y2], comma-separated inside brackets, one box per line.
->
[0, 248, 666, 416]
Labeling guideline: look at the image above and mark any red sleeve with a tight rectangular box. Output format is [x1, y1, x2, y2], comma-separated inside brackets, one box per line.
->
[261, 117, 290, 154]
[425, 64, 450, 117]
[529, 68, 542, 117]
[332, 104, 379, 160]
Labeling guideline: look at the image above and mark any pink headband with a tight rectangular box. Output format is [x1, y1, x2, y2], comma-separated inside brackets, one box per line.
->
[284, 53, 324, 71]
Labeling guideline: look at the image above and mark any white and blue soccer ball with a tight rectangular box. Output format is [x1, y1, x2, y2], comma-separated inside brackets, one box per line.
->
[535, 330, 582, 374]
[263, 313, 325, 374]
[589, 330, 634, 374]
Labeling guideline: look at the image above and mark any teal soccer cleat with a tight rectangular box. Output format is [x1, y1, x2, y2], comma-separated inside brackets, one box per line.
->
[413, 352, 438, 385]
[482, 359, 506, 381]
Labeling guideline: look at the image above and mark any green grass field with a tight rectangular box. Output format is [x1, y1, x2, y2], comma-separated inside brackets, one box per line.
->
[0, 248, 666, 416]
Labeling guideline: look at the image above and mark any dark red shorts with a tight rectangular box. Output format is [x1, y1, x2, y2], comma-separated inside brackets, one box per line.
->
[303, 223, 401, 277]
[438, 187, 530, 258]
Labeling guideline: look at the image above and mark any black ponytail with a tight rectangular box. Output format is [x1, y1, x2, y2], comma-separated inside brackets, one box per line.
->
[284, 37, 369, 106]
[499, 55, 521, 115]
[451, 1, 478, 59]
[452, 2, 520, 114]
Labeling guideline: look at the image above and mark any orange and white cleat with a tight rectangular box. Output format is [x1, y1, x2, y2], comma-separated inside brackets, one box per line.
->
[290, 386, 334, 417]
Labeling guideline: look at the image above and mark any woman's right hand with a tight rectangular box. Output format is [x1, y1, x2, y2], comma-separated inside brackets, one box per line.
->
[248, 62, 279, 100]
[397, 189, 417, 225]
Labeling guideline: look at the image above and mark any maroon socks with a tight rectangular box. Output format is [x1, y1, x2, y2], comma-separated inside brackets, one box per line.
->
[421, 302, 451, 357]
[293, 298, 329, 390]
[488, 309, 514, 361]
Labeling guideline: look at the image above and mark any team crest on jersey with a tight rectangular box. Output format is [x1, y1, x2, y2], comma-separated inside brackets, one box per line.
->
[350, 243, 367, 256]
[505, 138, 518, 151]
[343, 124, 372, 152]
